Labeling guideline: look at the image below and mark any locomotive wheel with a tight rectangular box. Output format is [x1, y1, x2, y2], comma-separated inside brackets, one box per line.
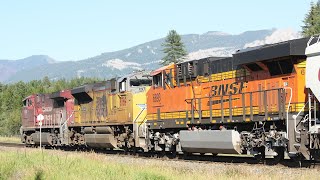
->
[265, 148, 284, 165]
[167, 151, 177, 159]
[254, 147, 265, 162]
[183, 152, 192, 159]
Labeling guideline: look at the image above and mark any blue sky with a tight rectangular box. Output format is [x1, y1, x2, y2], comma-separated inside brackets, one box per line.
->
[0, 0, 315, 61]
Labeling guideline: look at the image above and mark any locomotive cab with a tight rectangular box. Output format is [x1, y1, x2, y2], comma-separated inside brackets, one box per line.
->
[21, 95, 36, 129]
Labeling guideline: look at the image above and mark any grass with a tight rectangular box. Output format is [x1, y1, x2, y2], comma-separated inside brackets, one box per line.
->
[0, 148, 319, 180]
[0, 150, 174, 180]
[0, 135, 21, 143]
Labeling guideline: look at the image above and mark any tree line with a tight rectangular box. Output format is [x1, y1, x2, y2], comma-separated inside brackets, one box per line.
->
[0, 77, 100, 135]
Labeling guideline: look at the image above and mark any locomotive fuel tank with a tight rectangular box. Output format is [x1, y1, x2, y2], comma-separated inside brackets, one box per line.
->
[84, 134, 117, 148]
[31, 132, 54, 146]
[180, 130, 241, 154]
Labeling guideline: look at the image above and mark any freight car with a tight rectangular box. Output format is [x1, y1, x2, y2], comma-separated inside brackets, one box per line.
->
[146, 36, 320, 161]
[20, 71, 151, 150]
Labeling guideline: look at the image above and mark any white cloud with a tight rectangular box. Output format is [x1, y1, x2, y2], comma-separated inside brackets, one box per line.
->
[244, 28, 302, 48]
[102, 59, 142, 70]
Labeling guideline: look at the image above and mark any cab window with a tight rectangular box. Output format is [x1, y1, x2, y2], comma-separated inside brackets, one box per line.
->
[153, 74, 162, 87]
[119, 78, 126, 92]
[23, 99, 33, 107]
[130, 79, 151, 86]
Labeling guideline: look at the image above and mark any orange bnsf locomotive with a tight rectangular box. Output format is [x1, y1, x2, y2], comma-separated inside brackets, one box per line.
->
[20, 37, 320, 162]
[146, 37, 320, 161]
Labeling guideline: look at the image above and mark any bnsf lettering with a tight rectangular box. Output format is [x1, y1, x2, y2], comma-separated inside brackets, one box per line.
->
[212, 82, 246, 96]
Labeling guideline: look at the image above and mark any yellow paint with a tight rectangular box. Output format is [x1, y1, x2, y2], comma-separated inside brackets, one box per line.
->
[180, 121, 184, 125]
[297, 59, 306, 68]
[197, 69, 250, 83]
[211, 120, 216, 123]
[74, 105, 81, 124]
[147, 106, 261, 121]
[132, 87, 150, 125]
[73, 83, 150, 125]
[245, 118, 251, 122]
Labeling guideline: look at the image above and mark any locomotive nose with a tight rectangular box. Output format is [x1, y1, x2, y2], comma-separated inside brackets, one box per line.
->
[306, 35, 320, 101]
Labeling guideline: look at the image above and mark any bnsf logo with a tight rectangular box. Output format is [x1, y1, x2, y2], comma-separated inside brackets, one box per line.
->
[211, 82, 246, 96]
[152, 93, 161, 102]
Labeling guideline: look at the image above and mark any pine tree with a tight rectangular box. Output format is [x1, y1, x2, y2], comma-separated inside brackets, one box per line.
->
[302, 1, 320, 37]
[161, 30, 187, 65]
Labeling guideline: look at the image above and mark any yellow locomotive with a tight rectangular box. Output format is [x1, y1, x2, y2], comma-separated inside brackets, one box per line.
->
[69, 71, 151, 149]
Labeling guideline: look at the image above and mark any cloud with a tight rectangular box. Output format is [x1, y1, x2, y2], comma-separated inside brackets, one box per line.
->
[244, 28, 302, 48]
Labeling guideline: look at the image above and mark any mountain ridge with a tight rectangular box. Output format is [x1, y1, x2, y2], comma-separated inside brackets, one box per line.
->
[1, 29, 300, 83]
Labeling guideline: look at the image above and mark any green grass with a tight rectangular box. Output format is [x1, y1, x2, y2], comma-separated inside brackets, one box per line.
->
[0, 136, 21, 143]
[0, 148, 319, 180]
[0, 150, 195, 180]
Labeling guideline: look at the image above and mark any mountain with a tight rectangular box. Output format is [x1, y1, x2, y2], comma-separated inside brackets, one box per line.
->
[1, 29, 300, 83]
[0, 55, 56, 82]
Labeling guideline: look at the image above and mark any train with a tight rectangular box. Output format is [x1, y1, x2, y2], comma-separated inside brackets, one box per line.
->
[20, 36, 320, 162]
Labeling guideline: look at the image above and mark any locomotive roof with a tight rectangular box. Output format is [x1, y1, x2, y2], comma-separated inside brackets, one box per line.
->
[50, 90, 72, 99]
[71, 82, 105, 94]
[50, 91, 63, 99]
[150, 64, 173, 76]
[182, 56, 228, 63]
[233, 37, 309, 65]
[117, 71, 149, 82]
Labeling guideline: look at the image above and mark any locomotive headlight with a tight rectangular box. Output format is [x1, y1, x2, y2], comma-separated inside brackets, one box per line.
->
[284, 82, 288, 87]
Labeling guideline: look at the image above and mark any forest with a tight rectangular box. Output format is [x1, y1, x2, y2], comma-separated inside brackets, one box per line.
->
[0, 77, 100, 135]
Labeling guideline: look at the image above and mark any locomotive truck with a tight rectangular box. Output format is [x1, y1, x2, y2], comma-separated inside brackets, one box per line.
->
[20, 36, 320, 162]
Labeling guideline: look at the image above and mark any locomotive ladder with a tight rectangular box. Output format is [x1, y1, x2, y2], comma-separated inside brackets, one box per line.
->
[59, 111, 74, 145]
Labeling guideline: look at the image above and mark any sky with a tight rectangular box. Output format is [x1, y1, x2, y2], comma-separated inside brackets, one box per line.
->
[0, 0, 315, 61]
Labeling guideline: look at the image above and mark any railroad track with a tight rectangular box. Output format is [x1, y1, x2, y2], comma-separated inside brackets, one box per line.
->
[0, 142, 26, 148]
[0, 142, 318, 168]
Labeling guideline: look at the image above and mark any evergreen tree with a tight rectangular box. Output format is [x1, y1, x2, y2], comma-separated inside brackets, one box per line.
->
[302, 1, 320, 37]
[161, 30, 187, 65]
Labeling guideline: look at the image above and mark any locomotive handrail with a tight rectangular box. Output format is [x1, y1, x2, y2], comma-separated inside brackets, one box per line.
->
[185, 87, 286, 124]
[292, 102, 308, 135]
[284, 87, 293, 138]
